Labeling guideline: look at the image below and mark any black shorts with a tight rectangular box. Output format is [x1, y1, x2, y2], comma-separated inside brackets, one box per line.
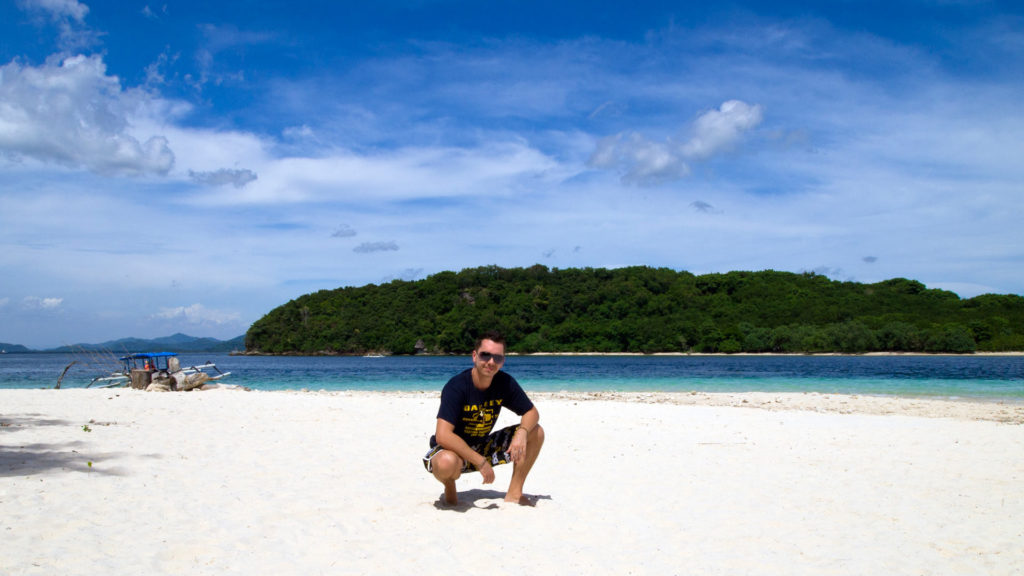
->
[422, 424, 519, 473]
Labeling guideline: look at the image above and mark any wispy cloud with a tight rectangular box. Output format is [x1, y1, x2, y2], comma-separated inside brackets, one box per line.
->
[17, 0, 97, 50]
[185, 141, 563, 206]
[154, 303, 241, 325]
[141, 4, 167, 20]
[191, 23, 281, 88]
[19, 0, 88, 20]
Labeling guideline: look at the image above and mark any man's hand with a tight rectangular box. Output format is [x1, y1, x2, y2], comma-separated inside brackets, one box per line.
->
[479, 460, 496, 484]
[508, 427, 528, 463]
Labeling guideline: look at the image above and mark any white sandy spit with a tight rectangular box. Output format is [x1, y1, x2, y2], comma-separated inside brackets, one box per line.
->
[2, 389, 1022, 575]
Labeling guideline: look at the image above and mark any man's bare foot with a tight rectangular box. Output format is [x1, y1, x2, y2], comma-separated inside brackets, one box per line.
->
[443, 481, 458, 505]
[503, 493, 535, 506]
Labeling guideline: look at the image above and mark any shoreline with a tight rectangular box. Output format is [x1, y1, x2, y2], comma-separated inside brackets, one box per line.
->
[3, 387, 1023, 422]
[525, 350, 1024, 356]
[532, 390, 1024, 424]
[517, 350, 1024, 357]
[275, 389, 1024, 424]
[228, 350, 1024, 357]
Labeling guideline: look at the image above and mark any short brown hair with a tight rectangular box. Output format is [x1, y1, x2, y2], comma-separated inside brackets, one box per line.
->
[474, 330, 506, 350]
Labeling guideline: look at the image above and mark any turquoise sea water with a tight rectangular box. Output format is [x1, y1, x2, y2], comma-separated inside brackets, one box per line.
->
[1, 352, 1023, 401]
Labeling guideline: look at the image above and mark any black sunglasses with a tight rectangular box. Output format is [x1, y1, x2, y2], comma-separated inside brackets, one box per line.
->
[477, 351, 505, 364]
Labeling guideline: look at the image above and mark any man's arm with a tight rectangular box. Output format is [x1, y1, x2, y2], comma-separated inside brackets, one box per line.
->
[435, 418, 496, 483]
[519, 405, 540, 431]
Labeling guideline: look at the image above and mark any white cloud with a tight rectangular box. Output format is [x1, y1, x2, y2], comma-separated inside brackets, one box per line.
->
[23, 296, 63, 310]
[682, 100, 765, 159]
[148, 124, 264, 178]
[154, 303, 241, 325]
[0, 55, 176, 175]
[589, 100, 763, 185]
[590, 132, 689, 184]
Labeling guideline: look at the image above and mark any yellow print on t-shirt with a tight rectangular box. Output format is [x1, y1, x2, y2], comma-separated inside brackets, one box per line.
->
[462, 399, 503, 438]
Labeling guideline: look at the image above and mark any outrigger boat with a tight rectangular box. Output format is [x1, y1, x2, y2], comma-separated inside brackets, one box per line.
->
[88, 352, 230, 389]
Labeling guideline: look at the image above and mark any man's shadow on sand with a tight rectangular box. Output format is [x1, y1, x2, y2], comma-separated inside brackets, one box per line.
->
[433, 489, 552, 512]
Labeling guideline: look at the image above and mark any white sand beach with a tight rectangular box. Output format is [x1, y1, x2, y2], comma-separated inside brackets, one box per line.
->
[2, 389, 1023, 575]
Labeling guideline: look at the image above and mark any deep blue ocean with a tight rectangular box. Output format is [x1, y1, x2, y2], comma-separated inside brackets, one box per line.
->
[1, 352, 1023, 401]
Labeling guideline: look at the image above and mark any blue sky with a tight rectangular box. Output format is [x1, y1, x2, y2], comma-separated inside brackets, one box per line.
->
[1, 0, 1022, 348]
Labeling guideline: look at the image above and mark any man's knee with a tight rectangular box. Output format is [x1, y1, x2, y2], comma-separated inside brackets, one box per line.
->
[431, 450, 463, 479]
[530, 424, 545, 448]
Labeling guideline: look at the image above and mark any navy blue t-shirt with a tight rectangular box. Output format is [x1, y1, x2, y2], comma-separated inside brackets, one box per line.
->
[432, 368, 534, 447]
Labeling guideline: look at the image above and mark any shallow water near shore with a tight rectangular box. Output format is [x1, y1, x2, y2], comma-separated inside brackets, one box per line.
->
[2, 352, 1022, 401]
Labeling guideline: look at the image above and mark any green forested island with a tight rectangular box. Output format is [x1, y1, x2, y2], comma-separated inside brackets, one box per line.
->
[244, 265, 1024, 355]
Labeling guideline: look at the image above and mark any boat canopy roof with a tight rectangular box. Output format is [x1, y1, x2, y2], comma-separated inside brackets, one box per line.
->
[119, 352, 179, 361]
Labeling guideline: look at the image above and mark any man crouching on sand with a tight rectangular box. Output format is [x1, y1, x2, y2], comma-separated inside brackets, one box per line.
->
[423, 331, 544, 506]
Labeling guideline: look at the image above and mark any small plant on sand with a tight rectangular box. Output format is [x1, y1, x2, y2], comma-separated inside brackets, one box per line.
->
[82, 424, 92, 432]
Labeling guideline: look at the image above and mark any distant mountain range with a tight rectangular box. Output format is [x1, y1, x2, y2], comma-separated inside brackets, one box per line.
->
[0, 343, 33, 353]
[0, 333, 246, 354]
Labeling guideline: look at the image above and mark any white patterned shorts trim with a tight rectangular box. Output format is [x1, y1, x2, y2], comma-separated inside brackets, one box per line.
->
[422, 424, 519, 473]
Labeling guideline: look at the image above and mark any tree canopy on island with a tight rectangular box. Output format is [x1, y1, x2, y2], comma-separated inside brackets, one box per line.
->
[244, 265, 1024, 355]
